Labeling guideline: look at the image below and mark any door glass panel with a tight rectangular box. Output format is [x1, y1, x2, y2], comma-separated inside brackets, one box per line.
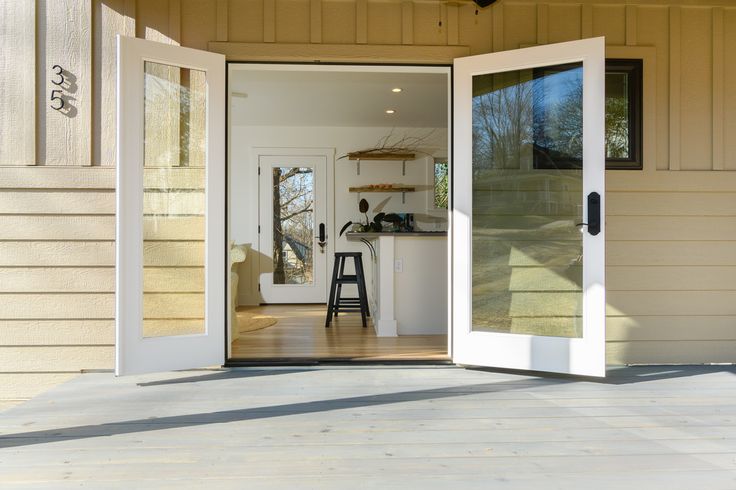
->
[272, 167, 314, 285]
[471, 63, 583, 338]
[142, 61, 206, 338]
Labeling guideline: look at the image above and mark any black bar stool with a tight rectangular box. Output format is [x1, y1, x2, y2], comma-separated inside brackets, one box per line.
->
[325, 252, 370, 328]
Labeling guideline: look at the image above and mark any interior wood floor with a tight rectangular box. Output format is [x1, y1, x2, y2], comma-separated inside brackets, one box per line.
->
[231, 304, 448, 361]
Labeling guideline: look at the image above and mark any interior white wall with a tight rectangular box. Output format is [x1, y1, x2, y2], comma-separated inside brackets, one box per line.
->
[230, 124, 448, 306]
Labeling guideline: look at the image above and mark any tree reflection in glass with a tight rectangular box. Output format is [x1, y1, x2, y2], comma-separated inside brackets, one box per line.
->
[470, 63, 584, 338]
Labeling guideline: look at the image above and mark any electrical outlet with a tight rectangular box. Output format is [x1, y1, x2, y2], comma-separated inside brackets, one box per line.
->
[394, 258, 403, 273]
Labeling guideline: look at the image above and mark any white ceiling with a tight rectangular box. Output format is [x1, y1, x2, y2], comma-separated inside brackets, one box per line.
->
[229, 68, 448, 128]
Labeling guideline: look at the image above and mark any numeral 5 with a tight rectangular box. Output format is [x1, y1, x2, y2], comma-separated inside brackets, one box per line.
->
[50, 89, 65, 110]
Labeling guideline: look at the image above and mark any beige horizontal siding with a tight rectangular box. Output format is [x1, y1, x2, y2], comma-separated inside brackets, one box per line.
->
[607, 192, 736, 216]
[604, 171, 736, 364]
[607, 216, 736, 241]
[607, 266, 736, 291]
[0, 346, 113, 372]
[0, 167, 202, 190]
[0, 216, 204, 240]
[607, 316, 736, 342]
[607, 341, 736, 365]
[0, 294, 114, 320]
[0, 320, 114, 345]
[607, 241, 736, 266]
[0, 242, 115, 267]
[0, 241, 204, 267]
[0, 190, 115, 214]
[607, 291, 736, 317]
[0, 268, 114, 293]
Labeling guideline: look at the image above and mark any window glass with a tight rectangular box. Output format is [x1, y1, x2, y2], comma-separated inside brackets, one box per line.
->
[605, 59, 642, 169]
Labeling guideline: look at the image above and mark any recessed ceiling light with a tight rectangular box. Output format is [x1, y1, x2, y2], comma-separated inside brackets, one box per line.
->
[391, 87, 402, 93]
[385, 109, 396, 114]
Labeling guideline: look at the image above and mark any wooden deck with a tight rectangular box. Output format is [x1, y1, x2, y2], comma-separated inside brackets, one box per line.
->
[1, 365, 736, 488]
[232, 304, 448, 360]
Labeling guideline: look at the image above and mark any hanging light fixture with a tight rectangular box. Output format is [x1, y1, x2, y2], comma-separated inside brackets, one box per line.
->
[473, 0, 497, 7]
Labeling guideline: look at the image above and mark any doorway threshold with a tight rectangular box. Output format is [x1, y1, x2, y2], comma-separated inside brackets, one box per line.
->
[225, 358, 454, 367]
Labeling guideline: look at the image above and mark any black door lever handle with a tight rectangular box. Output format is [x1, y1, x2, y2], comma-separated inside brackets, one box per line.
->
[586, 192, 601, 236]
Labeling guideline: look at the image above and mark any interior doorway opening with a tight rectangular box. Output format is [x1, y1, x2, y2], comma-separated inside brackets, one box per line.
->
[227, 64, 451, 362]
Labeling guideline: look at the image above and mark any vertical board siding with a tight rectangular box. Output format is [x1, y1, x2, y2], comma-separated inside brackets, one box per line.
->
[217, 0, 229, 41]
[37, 0, 92, 166]
[625, 5, 637, 46]
[725, 8, 736, 170]
[94, 0, 135, 167]
[547, 4, 580, 44]
[181, 0, 218, 49]
[310, 0, 322, 43]
[367, 0, 401, 45]
[401, 0, 412, 45]
[263, 0, 275, 41]
[712, 7, 725, 171]
[321, 0, 355, 44]
[593, 5, 625, 46]
[679, 7, 713, 170]
[458, 3, 491, 55]
[0, 0, 35, 166]
[228, 0, 264, 42]
[503, 2, 535, 50]
[668, 6, 682, 170]
[275, 0, 309, 43]
[2, 1, 736, 402]
[356, 0, 368, 43]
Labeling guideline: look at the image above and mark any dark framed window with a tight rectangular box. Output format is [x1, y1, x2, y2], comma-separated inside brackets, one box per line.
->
[530, 59, 643, 170]
[605, 59, 643, 170]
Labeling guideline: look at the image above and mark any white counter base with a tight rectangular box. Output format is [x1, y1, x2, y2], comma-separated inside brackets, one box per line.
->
[349, 233, 447, 338]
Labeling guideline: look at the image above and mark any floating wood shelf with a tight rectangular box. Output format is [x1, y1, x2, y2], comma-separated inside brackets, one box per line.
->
[349, 186, 415, 204]
[347, 151, 415, 161]
[349, 186, 415, 193]
[347, 151, 416, 175]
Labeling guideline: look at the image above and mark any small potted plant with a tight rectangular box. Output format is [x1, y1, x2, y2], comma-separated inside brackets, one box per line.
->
[339, 199, 402, 236]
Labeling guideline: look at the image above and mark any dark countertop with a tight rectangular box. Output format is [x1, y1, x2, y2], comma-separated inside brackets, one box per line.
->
[346, 231, 447, 238]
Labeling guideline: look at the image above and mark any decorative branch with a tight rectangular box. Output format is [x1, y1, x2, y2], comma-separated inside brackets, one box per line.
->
[337, 129, 438, 160]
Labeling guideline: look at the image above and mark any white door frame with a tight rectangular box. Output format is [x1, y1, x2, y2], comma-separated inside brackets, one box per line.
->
[452, 37, 607, 377]
[254, 147, 335, 304]
[116, 35, 226, 375]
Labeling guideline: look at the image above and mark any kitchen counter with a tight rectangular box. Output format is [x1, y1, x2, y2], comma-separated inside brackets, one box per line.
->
[346, 231, 447, 238]
[346, 231, 447, 337]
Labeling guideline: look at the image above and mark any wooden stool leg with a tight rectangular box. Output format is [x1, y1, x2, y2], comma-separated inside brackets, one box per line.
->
[357, 257, 370, 318]
[334, 255, 346, 317]
[354, 256, 368, 328]
[325, 255, 341, 328]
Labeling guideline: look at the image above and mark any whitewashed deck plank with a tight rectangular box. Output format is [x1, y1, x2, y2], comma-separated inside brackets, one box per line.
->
[1, 366, 735, 488]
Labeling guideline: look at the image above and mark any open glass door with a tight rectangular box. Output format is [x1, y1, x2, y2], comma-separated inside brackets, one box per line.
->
[116, 36, 225, 375]
[452, 37, 606, 377]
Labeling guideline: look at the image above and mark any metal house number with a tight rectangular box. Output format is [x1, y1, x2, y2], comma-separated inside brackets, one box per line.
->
[50, 65, 65, 111]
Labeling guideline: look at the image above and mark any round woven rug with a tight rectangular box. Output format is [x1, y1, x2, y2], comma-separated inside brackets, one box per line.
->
[237, 309, 278, 333]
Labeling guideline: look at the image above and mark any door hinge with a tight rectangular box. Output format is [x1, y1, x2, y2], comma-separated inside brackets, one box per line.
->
[258, 225, 261, 234]
[258, 167, 261, 175]
[258, 283, 261, 291]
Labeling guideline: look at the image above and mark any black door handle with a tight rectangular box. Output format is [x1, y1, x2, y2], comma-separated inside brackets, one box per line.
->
[575, 192, 601, 235]
[586, 192, 601, 236]
[318, 223, 326, 243]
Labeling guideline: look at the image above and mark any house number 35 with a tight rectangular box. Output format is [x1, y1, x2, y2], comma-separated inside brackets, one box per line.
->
[50, 65, 65, 111]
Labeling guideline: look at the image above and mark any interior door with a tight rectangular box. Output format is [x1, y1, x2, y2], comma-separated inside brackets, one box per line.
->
[116, 36, 225, 375]
[258, 152, 329, 303]
[452, 37, 606, 377]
